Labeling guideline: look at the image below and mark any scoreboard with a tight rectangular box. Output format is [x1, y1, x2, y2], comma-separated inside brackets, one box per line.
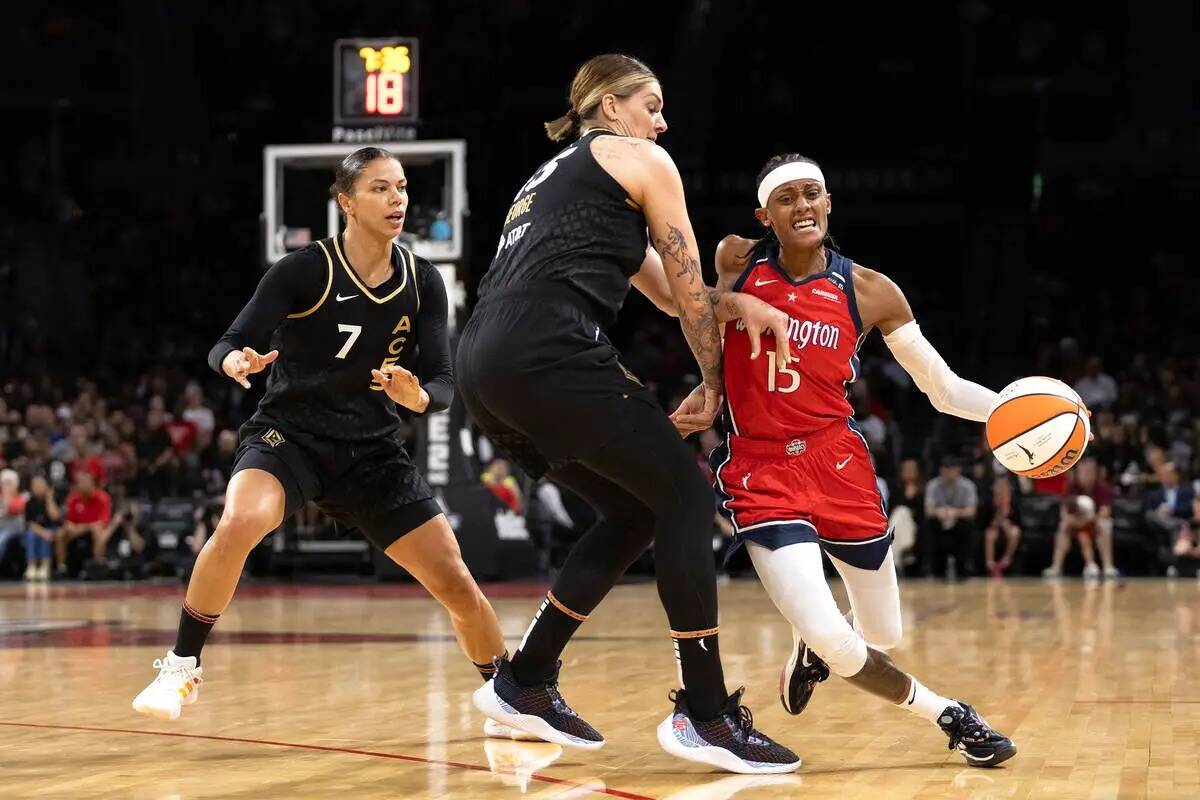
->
[333, 38, 419, 129]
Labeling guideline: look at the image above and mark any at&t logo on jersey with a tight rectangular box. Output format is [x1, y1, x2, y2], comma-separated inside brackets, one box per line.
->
[736, 317, 841, 351]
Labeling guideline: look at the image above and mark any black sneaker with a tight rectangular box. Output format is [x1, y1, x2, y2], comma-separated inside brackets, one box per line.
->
[656, 687, 801, 774]
[780, 636, 829, 715]
[472, 657, 604, 750]
[938, 702, 1017, 767]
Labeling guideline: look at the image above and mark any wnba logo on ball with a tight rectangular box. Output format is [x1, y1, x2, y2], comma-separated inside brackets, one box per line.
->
[1029, 447, 1082, 479]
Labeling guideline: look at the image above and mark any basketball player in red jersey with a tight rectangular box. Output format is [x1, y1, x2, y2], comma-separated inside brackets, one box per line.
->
[703, 154, 1017, 767]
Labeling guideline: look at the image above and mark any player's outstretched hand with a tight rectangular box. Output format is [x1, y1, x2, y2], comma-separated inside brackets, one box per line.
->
[373, 364, 425, 411]
[738, 293, 794, 369]
[669, 382, 723, 437]
[222, 347, 279, 389]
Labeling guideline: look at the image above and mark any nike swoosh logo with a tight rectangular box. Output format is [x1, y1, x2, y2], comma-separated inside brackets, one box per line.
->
[336, 293, 359, 302]
[836, 456, 852, 470]
[699, 638, 708, 652]
[800, 646, 813, 667]
[754, 278, 778, 287]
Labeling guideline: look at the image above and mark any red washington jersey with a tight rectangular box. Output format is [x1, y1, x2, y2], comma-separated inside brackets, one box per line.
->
[722, 243, 863, 439]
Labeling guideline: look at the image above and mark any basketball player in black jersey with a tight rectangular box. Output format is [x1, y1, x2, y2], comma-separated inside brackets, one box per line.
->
[458, 54, 800, 773]
[132, 148, 509, 724]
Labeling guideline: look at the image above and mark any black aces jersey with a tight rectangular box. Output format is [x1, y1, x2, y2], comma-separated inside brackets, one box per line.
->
[210, 234, 451, 443]
[477, 129, 648, 327]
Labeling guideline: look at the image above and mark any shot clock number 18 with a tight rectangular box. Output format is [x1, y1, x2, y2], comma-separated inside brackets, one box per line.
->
[333, 38, 419, 126]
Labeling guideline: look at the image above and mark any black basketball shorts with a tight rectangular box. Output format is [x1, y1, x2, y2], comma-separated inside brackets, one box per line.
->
[231, 419, 441, 550]
[456, 283, 661, 479]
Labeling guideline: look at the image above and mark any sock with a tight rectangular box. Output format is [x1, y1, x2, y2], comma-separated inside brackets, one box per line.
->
[174, 601, 219, 665]
[474, 650, 508, 682]
[672, 627, 727, 720]
[899, 676, 957, 724]
[511, 592, 588, 686]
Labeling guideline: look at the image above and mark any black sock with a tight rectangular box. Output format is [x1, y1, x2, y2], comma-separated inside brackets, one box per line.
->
[175, 602, 219, 665]
[474, 650, 508, 682]
[674, 629, 727, 720]
[511, 592, 588, 686]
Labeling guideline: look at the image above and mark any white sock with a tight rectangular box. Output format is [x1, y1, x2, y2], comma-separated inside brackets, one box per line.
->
[898, 677, 956, 724]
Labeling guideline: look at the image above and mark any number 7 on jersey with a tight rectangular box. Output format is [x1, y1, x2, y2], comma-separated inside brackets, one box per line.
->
[335, 324, 363, 359]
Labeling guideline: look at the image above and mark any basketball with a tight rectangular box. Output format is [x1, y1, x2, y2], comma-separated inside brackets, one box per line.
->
[987, 376, 1091, 478]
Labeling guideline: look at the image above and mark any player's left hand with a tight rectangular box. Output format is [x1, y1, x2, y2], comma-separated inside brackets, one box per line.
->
[669, 382, 723, 437]
[372, 365, 428, 412]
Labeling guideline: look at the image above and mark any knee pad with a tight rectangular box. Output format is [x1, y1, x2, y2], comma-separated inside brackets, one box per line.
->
[807, 620, 869, 678]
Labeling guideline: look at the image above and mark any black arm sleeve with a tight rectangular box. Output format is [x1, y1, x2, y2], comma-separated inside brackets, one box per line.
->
[414, 259, 454, 414]
[206, 249, 327, 374]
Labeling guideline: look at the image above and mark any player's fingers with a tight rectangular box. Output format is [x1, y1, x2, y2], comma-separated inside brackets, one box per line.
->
[371, 369, 392, 384]
[746, 324, 762, 360]
[238, 377, 251, 389]
[260, 350, 280, 365]
[771, 323, 793, 367]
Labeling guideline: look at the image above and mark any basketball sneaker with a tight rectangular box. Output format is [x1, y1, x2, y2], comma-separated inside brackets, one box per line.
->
[472, 657, 604, 750]
[656, 687, 801, 774]
[483, 717, 545, 741]
[1083, 563, 1101, 580]
[131, 651, 203, 721]
[780, 633, 829, 715]
[937, 702, 1017, 767]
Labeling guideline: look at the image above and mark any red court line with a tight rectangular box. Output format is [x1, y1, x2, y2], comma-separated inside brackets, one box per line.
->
[0, 721, 653, 800]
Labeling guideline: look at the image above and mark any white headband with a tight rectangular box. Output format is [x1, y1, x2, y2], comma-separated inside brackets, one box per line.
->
[756, 161, 827, 207]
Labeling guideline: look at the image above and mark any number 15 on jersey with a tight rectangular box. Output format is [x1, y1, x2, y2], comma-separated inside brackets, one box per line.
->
[766, 351, 801, 393]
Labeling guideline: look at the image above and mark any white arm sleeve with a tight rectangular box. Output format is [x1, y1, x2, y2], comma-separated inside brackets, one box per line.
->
[882, 320, 998, 422]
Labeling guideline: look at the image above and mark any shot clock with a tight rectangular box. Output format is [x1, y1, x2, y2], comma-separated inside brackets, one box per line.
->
[333, 38, 419, 127]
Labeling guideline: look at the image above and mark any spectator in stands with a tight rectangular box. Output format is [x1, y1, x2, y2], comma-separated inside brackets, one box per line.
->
[179, 381, 215, 438]
[1074, 356, 1118, 410]
[983, 474, 1022, 578]
[922, 456, 978, 579]
[1144, 461, 1194, 574]
[135, 407, 178, 498]
[56, 469, 113, 572]
[23, 474, 59, 581]
[1043, 457, 1118, 579]
[888, 457, 925, 571]
[0, 468, 27, 575]
[481, 457, 522, 513]
[1172, 495, 1200, 564]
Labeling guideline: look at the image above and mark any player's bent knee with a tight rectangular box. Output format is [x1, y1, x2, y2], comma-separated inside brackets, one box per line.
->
[808, 622, 869, 677]
[863, 619, 904, 651]
[424, 559, 481, 613]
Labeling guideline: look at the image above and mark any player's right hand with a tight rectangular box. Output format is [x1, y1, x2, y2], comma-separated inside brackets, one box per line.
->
[738, 294, 795, 369]
[223, 346, 279, 389]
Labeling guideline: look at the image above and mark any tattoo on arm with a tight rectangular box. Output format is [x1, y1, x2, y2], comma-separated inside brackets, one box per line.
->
[655, 224, 702, 285]
[655, 221, 722, 385]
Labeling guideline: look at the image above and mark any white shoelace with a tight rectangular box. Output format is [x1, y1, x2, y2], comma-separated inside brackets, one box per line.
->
[152, 658, 200, 687]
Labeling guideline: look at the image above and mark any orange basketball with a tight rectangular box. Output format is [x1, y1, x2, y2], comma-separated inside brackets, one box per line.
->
[986, 376, 1090, 478]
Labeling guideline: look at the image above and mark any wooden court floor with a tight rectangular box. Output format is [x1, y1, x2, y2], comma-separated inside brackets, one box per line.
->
[2, 575, 1198, 799]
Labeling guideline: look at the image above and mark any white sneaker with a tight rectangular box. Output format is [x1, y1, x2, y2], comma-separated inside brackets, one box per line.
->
[131, 651, 203, 720]
[1082, 563, 1101, 580]
[483, 717, 545, 741]
[1041, 567, 1061, 579]
[35, 563, 50, 581]
[1103, 567, 1120, 580]
[23, 564, 35, 581]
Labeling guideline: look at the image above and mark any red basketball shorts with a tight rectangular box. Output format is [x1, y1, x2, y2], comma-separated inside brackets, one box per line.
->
[710, 421, 892, 570]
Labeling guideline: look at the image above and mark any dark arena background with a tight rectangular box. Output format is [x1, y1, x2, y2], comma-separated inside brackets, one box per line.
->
[1, 2, 1198, 798]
